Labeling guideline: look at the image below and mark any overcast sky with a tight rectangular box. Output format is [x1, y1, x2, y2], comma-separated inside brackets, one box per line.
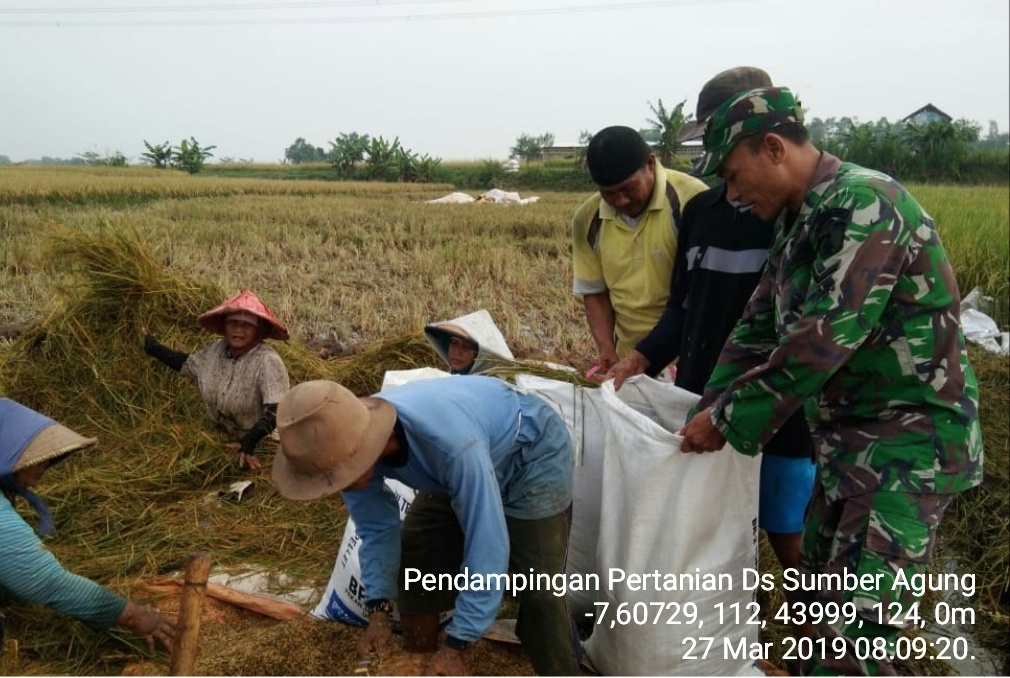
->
[1, 0, 1007, 163]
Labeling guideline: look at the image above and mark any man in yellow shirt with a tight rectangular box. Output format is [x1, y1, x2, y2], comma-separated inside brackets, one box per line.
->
[572, 126, 707, 372]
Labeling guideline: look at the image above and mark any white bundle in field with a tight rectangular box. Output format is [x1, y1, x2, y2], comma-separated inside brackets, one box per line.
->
[477, 188, 539, 204]
[426, 191, 476, 204]
[425, 189, 539, 205]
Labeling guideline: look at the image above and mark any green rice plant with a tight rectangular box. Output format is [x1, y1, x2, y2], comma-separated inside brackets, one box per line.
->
[911, 184, 1010, 327]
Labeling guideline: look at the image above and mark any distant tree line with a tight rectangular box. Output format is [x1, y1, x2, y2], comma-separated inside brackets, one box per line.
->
[509, 132, 555, 162]
[807, 116, 1008, 183]
[0, 137, 218, 174]
[3, 112, 1005, 187]
[506, 98, 694, 171]
[0, 154, 89, 166]
[283, 134, 442, 183]
[504, 105, 1007, 186]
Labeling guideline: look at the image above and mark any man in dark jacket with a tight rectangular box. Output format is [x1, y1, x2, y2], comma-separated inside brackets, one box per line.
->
[608, 68, 816, 581]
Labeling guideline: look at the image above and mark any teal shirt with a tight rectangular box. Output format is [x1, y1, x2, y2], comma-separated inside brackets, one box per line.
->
[1, 496, 126, 629]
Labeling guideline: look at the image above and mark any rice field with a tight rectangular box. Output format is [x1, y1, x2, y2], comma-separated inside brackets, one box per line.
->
[0, 165, 1006, 675]
[2, 166, 1005, 346]
[0, 166, 591, 364]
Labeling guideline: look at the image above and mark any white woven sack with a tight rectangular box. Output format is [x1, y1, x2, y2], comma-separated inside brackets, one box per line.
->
[584, 376, 761, 676]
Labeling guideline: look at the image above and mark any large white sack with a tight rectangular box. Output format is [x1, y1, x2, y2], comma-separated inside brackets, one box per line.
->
[381, 366, 450, 390]
[515, 375, 606, 617]
[960, 286, 1009, 354]
[584, 377, 761, 676]
[426, 191, 475, 204]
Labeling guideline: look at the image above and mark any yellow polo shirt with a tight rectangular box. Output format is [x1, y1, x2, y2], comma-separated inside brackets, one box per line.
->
[571, 162, 707, 355]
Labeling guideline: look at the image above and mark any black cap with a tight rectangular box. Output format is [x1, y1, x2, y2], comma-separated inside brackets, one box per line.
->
[586, 126, 652, 186]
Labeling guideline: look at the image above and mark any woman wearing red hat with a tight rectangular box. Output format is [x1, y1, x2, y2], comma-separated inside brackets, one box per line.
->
[142, 290, 291, 470]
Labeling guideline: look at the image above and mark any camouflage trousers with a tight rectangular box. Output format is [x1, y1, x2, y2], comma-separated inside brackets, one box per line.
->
[798, 487, 951, 676]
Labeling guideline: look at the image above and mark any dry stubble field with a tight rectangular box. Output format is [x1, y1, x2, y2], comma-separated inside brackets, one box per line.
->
[0, 166, 597, 364]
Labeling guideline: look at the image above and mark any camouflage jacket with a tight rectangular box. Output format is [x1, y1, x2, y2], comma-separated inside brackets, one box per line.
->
[701, 152, 983, 501]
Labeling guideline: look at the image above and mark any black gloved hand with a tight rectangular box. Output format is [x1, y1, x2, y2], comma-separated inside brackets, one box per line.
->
[143, 335, 188, 372]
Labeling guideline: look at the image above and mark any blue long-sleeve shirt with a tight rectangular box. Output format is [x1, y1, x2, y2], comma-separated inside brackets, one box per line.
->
[340, 376, 573, 643]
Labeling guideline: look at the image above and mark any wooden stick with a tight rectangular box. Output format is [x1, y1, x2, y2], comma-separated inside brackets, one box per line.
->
[1, 639, 20, 675]
[169, 552, 212, 676]
[144, 579, 307, 621]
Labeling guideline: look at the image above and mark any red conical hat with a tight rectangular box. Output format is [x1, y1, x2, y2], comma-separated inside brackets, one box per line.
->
[197, 290, 290, 341]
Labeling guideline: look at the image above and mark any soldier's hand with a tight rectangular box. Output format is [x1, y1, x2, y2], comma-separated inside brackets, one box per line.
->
[679, 407, 726, 453]
[357, 612, 393, 659]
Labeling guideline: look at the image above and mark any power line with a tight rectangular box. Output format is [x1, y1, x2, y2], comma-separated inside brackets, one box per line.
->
[0, 0, 748, 27]
[0, 0, 496, 14]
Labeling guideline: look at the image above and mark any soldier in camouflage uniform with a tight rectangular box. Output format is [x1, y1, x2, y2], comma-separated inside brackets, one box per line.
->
[678, 86, 984, 675]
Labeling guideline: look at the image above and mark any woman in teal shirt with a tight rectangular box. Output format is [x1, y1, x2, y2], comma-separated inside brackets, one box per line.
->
[0, 398, 175, 652]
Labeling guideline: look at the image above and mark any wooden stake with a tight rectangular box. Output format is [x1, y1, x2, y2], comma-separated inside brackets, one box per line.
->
[1, 639, 19, 675]
[169, 552, 211, 676]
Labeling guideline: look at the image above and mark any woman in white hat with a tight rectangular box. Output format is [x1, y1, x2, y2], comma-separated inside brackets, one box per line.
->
[0, 398, 176, 652]
[143, 289, 291, 470]
[423, 309, 515, 375]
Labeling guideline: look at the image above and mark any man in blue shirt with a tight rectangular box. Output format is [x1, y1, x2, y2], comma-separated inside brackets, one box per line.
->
[272, 376, 578, 675]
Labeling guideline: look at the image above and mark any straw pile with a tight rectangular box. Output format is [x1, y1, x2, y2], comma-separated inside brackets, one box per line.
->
[0, 228, 466, 674]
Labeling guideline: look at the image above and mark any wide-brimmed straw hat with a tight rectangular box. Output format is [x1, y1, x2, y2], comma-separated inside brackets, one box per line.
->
[0, 398, 97, 473]
[14, 424, 97, 471]
[197, 290, 290, 341]
[272, 380, 397, 501]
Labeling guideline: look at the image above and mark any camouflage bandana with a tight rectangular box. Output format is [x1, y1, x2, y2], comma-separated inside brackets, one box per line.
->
[692, 86, 804, 177]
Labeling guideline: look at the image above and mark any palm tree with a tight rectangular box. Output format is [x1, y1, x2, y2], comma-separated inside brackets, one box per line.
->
[646, 99, 690, 166]
[171, 137, 216, 174]
[141, 140, 173, 169]
[365, 135, 401, 180]
[328, 132, 371, 178]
